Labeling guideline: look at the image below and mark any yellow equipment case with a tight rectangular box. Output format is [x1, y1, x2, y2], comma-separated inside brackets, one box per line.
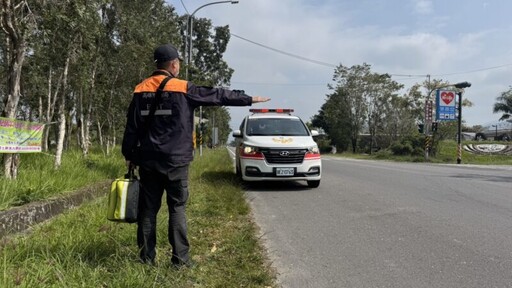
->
[107, 168, 139, 223]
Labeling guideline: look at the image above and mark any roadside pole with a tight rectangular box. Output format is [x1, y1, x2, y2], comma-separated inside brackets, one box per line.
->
[453, 82, 471, 164]
[456, 90, 463, 164]
[424, 99, 433, 161]
[426, 82, 471, 163]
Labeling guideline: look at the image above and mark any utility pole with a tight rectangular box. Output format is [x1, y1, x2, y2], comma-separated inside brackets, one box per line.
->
[186, 1, 239, 156]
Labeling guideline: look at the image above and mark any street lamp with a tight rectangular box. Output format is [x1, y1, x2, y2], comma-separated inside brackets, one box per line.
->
[453, 81, 472, 164]
[185, 0, 239, 156]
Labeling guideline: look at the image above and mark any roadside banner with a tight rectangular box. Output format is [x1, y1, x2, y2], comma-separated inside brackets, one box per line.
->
[0, 117, 44, 153]
[425, 100, 433, 122]
[436, 89, 456, 121]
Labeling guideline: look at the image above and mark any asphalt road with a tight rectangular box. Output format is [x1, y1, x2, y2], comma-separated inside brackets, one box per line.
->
[230, 150, 512, 288]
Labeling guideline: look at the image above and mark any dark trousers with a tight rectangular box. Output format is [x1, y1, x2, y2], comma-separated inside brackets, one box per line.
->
[137, 166, 190, 265]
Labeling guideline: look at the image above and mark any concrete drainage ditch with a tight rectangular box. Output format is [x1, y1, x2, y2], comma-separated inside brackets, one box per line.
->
[0, 180, 110, 239]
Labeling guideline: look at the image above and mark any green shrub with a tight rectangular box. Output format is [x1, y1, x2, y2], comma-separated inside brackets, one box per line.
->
[0, 146, 125, 210]
[389, 135, 425, 156]
[373, 149, 392, 159]
[315, 137, 333, 153]
[390, 141, 413, 155]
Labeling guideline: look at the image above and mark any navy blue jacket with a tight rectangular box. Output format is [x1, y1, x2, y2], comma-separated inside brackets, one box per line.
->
[122, 70, 253, 168]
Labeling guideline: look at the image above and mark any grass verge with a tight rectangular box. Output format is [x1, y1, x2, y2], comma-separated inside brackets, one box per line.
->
[334, 140, 512, 165]
[0, 148, 276, 288]
[0, 147, 125, 211]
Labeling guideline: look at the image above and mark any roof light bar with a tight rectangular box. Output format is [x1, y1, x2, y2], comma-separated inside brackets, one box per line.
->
[249, 108, 294, 113]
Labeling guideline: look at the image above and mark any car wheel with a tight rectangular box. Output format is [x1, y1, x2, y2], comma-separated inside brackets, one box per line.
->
[475, 133, 486, 141]
[307, 180, 320, 188]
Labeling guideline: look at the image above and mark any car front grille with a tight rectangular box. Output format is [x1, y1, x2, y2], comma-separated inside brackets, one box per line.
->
[260, 149, 307, 164]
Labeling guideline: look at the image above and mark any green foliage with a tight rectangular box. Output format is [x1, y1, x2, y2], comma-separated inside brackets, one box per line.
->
[314, 135, 333, 153]
[372, 149, 393, 159]
[0, 147, 125, 211]
[335, 140, 512, 165]
[182, 17, 234, 87]
[201, 106, 232, 146]
[390, 141, 413, 156]
[2, 0, 234, 162]
[313, 63, 405, 153]
[0, 149, 276, 287]
[430, 121, 458, 156]
[433, 140, 512, 165]
[311, 88, 352, 151]
[389, 135, 424, 156]
[493, 86, 512, 121]
[418, 123, 424, 134]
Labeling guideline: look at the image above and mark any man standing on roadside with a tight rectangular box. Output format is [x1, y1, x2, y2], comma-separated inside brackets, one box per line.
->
[121, 43, 270, 268]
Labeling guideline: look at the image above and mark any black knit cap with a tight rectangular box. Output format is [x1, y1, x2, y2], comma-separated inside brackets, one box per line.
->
[153, 44, 182, 63]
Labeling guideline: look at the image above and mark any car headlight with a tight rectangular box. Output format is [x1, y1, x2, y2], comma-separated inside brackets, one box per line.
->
[244, 145, 257, 154]
[308, 146, 319, 154]
[305, 145, 321, 160]
[240, 144, 264, 159]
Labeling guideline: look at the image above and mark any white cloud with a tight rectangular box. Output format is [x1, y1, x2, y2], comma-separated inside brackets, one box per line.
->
[413, 0, 434, 15]
[174, 0, 512, 129]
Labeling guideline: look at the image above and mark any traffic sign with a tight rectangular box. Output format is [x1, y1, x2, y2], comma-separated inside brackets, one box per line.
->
[436, 89, 456, 121]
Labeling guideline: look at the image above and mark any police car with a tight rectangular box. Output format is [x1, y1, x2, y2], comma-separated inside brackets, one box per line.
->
[232, 109, 321, 188]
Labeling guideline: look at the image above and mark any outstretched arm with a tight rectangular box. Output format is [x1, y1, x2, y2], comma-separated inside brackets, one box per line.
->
[186, 83, 271, 106]
[251, 96, 271, 103]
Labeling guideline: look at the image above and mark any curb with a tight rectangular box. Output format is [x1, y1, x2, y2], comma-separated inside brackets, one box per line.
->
[0, 180, 111, 239]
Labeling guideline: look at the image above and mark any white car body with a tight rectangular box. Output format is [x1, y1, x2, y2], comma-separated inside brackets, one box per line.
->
[232, 109, 321, 188]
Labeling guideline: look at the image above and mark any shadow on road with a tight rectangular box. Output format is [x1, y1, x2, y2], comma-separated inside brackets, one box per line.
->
[450, 173, 512, 184]
[200, 170, 316, 192]
[242, 181, 314, 192]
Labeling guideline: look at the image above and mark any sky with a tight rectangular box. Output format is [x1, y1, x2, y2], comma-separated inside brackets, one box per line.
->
[171, 0, 512, 131]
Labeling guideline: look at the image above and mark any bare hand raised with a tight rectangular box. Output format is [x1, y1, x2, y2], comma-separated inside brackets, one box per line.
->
[252, 96, 271, 103]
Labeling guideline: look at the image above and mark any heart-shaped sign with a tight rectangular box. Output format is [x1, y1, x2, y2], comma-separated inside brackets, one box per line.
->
[441, 91, 455, 105]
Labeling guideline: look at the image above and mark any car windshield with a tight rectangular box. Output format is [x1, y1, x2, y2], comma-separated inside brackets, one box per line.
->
[246, 118, 309, 136]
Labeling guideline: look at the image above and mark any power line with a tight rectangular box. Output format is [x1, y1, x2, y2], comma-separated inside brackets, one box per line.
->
[179, 0, 189, 14]
[431, 63, 512, 77]
[230, 33, 337, 68]
[230, 32, 512, 79]
[392, 76, 430, 81]
[230, 32, 429, 77]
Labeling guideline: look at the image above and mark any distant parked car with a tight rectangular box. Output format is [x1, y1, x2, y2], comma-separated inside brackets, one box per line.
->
[474, 120, 512, 141]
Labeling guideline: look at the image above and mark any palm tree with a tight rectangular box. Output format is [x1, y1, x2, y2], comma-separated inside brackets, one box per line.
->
[493, 87, 512, 121]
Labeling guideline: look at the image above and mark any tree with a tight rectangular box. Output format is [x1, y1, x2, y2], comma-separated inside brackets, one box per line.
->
[363, 73, 403, 154]
[203, 106, 231, 145]
[329, 64, 369, 153]
[313, 63, 403, 153]
[181, 16, 234, 87]
[312, 88, 352, 151]
[1, 0, 36, 179]
[179, 16, 235, 147]
[493, 86, 512, 121]
[0, 0, 236, 177]
[383, 85, 423, 143]
[99, 0, 181, 154]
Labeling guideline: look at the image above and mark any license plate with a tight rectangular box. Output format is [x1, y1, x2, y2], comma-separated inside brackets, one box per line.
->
[276, 168, 294, 176]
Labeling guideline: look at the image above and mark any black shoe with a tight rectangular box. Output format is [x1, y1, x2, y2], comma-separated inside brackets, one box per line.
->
[140, 257, 156, 266]
[171, 260, 195, 269]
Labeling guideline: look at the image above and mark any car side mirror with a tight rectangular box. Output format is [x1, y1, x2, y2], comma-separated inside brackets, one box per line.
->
[232, 129, 242, 138]
[311, 130, 319, 137]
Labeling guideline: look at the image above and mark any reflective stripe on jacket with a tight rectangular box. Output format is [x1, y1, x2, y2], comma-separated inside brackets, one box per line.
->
[122, 70, 253, 168]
